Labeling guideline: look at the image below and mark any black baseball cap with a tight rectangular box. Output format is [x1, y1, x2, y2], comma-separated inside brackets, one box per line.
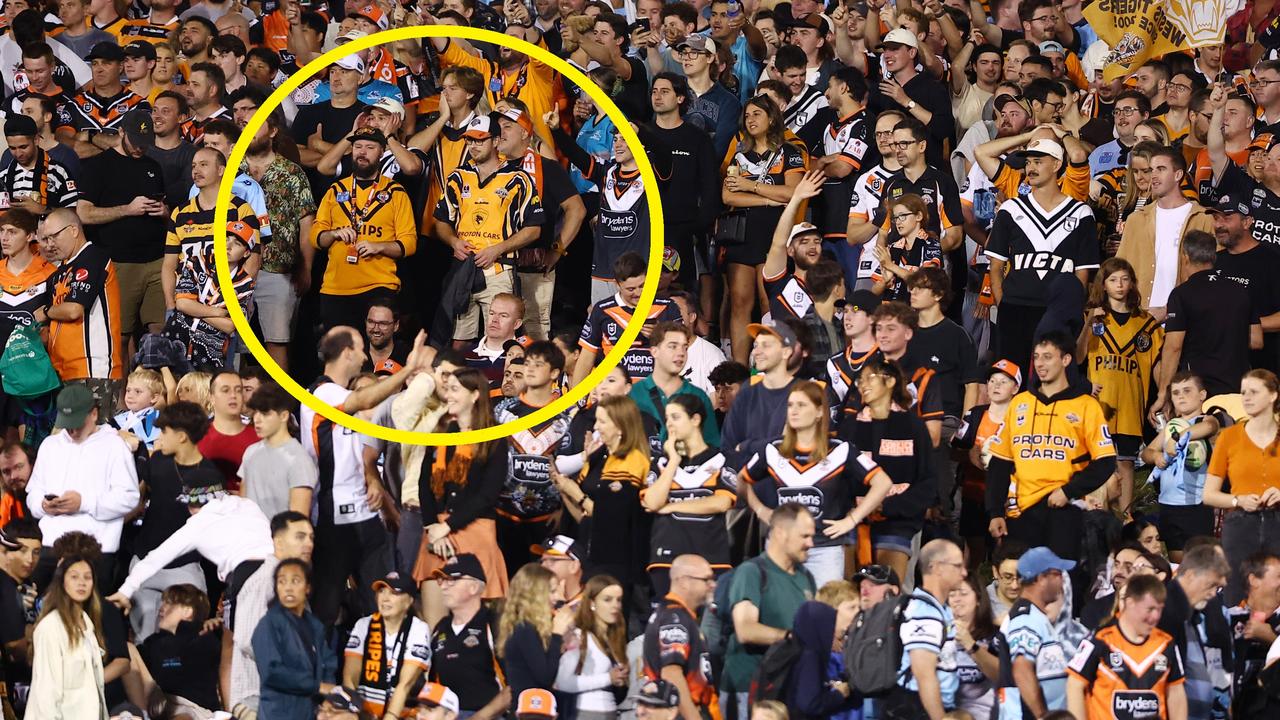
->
[430, 553, 487, 584]
[853, 564, 901, 587]
[634, 679, 681, 708]
[86, 41, 125, 62]
[122, 41, 157, 61]
[372, 571, 417, 595]
[119, 108, 155, 150]
[348, 125, 388, 146]
[1210, 191, 1251, 216]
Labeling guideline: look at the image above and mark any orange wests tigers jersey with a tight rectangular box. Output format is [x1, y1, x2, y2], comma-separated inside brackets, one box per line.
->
[1067, 623, 1185, 720]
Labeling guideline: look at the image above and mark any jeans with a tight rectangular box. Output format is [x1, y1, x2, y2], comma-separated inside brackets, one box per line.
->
[1222, 509, 1280, 605]
[804, 544, 846, 587]
[395, 505, 424, 578]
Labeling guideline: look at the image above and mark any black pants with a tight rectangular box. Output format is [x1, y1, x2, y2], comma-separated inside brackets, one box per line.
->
[996, 303, 1047, 388]
[496, 515, 551, 579]
[1007, 501, 1085, 561]
[312, 518, 392, 625]
[881, 686, 930, 719]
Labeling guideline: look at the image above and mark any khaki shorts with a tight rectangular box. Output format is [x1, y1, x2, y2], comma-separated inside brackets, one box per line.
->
[519, 269, 554, 340]
[453, 269, 513, 341]
[114, 259, 165, 336]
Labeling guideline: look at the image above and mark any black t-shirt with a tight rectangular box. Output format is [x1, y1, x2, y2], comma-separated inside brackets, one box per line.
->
[138, 621, 221, 711]
[531, 153, 576, 252]
[614, 56, 652, 125]
[1165, 268, 1260, 396]
[908, 319, 981, 417]
[429, 607, 501, 712]
[144, 141, 198, 209]
[77, 150, 168, 263]
[0, 573, 24, 647]
[867, 73, 954, 168]
[292, 100, 368, 151]
[135, 455, 222, 568]
[1217, 243, 1280, 372]
[645, 120, 721, 231]
[1215, 163, 1280, 247]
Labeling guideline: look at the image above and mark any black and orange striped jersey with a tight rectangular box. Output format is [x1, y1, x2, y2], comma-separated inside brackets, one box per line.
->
[313, 175, 418, 296]
[492, 395, 574, 523]
[825, 343, 880, 414]
[0, 253, 54, 347]
[643, 448, 736, 569]
[1067, 623, 1185, 720]
[64, 86, 148, 132]
[577, 295, 682, 381]
[1085, 309, 1164, 437]
[643, 594, 720, 719]
[118, 15, 178, 44]
[987, 388, 1116, 517]
[433, 159, 544, 268]
[48, 242, 123, 381]
[166, 195, 260, 266]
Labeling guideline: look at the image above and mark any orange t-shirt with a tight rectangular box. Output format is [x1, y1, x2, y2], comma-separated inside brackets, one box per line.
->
[1206, 421, 1280, 496]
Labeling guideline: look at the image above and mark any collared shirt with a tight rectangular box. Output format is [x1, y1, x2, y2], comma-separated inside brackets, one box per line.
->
[229, 554, 281, 710]
[251, 155, 315, 275]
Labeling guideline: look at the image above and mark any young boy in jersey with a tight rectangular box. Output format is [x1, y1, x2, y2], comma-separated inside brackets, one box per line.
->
[952, 359, 1020, 571]
[1141, 372, 1220, 563]
[172, 221, 255, 369]
[113, 367, 164, 453]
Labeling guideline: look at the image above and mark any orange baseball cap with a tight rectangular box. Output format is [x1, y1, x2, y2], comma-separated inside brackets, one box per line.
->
[417, 683, 460, 715]
[226, 220, 255, 250]
[516, 689, 557, 718]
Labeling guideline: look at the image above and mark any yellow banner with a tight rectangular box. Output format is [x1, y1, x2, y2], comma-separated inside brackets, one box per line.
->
[1082, 0, 1245, 81]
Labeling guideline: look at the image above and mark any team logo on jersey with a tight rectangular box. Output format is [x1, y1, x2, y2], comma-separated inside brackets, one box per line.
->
[1134, 333, 1151, 351]
[870, 176, 884, 193]
[1065, 413, 1080, 424]
[1154, 654, 1168, 672]
[1110, 651, 1124, 669]
[1062, 217, 1078, 231]
[377, 191, 390, 202]
[336, 192, 350, 202]
[494, 188, 509, 199]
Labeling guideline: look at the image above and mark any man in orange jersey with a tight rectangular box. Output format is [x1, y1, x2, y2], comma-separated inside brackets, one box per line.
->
[1067, 574, 1187, 720]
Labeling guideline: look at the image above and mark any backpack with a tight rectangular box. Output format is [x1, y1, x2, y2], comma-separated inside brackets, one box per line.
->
[747, 632, 805, 704]
[0, 324, 59, 399]
[843, 593, 912, 696]
[703, 556, 770, 659]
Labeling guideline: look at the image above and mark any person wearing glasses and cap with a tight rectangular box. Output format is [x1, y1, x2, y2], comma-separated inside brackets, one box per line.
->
[999, 547, 1077, 718]
[868, 27, 955, 169]
[427, 554, 509, 720]
[343, 572, 432, 718]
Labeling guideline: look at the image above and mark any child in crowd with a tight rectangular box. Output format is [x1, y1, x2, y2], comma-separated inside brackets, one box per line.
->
[113, 368, 165, 453]
[1142, 372, 1220, 563]
[173, 221, 256, 370]
[238, 383, 316, 520]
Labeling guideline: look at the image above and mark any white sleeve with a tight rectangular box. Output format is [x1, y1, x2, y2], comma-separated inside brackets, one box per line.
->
[117, 514, 204, 598]
[84, 440, 140, 522]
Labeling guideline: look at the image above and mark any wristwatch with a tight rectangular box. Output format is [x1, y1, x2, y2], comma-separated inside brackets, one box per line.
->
[906, 100, 917, 111]
[1233, 495, 1240, 508]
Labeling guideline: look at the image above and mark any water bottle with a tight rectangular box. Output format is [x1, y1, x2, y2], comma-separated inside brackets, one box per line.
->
[727, 0, 741, 18]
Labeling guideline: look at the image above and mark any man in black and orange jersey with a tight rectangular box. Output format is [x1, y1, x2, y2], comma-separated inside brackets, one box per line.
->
[162, 146, 260, 313]
[987, 331, 1116, 565]
[7, 44, 74, 135]
[313, 126, 418, 331]
[494, 344, 574, 573]
[428, 554, 509, 719]
[119, 0, 178, 45]
[0, 115, 77, 216]
[1067, 574, 1187, 720]
[814, 66, 869, 258]
[409, 66, 484, 223]
[185, 63, 231, 143]
[843, 301, 944, 445]
[643, 553, 719, 720]
[67, 42, 150, 160]
[434, 113, 544, 345]
[874, 117, 963, 256]
[570, 252, 683, 387]
[494, 102, 585, 341]
[762, 171, 826, 329]
[362, 300, 408, 376]
[34, 208, 124, 413]
[825, 289, 880, 416]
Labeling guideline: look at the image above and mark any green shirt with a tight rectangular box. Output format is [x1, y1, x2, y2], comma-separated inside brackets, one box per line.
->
[628, 377, 720, 447]
[721, 554, 815, 692]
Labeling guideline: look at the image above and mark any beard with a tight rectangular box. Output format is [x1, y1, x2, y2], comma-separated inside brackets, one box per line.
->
[353, 158, 379, 179]
[247, 136, 272, 155]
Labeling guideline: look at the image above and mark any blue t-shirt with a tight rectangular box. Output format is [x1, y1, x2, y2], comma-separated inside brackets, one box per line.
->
[1001, 598, 1069, 716]
[189, 173, 272, 239]
[1155, 415, 1212, 506]
[897, 587, 958, 709]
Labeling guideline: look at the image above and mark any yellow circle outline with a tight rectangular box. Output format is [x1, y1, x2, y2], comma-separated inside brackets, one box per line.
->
[213, 25, 663, 446]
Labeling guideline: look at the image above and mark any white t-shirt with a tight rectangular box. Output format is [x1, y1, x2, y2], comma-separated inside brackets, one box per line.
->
[345, 614, 432, 710]
[301, 381, 378, 526]
[1150, 202, 1194, 308]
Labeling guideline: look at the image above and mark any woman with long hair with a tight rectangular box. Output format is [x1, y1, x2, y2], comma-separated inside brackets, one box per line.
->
[28, 555, 108, 719]
[641, 395, 735, 600]
[1204, 369, 1280, 603]
[1080, 257, 1163, 512]
[720, 95, 807, 363]
[252, 559, 337, 720]
[742, 380, 893, 586]
[499, 563, 576, 698]
[554, 395, 652, 592]
[846, 358, 937, 581]
[950, 575, 1001, 719]
[871, 193, 943, 302]
[554, 575, 629, 720]
[414, 367, 510, 626]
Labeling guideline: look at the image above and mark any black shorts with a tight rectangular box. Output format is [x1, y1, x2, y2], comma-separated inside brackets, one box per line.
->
[1113, 433, 1142, 461]
[1158, 503, 1215, 551]
[959, 496, 988, 537]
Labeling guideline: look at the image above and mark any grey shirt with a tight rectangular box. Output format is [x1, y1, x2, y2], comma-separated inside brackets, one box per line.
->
[237, 439, 318, 521]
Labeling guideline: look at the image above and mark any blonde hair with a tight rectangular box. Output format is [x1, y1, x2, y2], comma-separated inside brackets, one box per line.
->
[175, 371, 213, 415]
[751, 700, 789, 720]
[497, 564, 555, 656]
[816, 580, 858, 608]
[127, 368, 165, 403]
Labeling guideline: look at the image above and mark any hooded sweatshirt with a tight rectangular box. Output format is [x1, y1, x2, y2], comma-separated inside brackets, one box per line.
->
[786, 601, 860, 720]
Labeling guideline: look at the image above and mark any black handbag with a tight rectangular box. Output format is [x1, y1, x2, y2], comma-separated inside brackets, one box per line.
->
[714, 146, 783, 247]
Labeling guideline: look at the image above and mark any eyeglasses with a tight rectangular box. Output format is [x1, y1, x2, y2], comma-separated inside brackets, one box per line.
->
[874, 129, 895, 139]
[889, 140, 919, 150]
[679, 574, 716, 583]
[1040, 100, 1065, 111]
[1114, 106, 1143, 117]
[366, 320, 395, 328]
[36, 225, 72, 244]
[1031, 14, 1057, 24]
[936, 560, 965, 569]
[891, 213, 916, 222]
[1167, 82, 1193, 92]
[677, 48, 710, 58]
[1253, 79, 1280, 88]
[997, 572, 1020, 583]
[1116, 561, 1153, 573]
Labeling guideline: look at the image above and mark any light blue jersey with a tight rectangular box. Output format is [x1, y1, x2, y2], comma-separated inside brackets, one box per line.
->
[1153, 415, 1211, 506]
[897, 587, 959, 710]
[1000, 598, 1069, 718]
[190, 174, 272, 239]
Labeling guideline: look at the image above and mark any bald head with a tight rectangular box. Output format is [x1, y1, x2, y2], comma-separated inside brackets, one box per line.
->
[668, 554, 714, 609]
[318, 325, 362, 366]
[39, 208, 84, 260]
[919, 539, 963, 577]
[671, 554, 711, 580]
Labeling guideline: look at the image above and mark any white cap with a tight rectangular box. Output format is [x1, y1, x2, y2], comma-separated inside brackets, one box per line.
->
[1020, 138, 1064, 162]
[372, 97, 405, 118]
[788, 222, 820, 245]
[334, 54, 366, 74]
[882, 27, 919, 50]
[1082, 39, 1110, 79]
[337, 28, 369, 44]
